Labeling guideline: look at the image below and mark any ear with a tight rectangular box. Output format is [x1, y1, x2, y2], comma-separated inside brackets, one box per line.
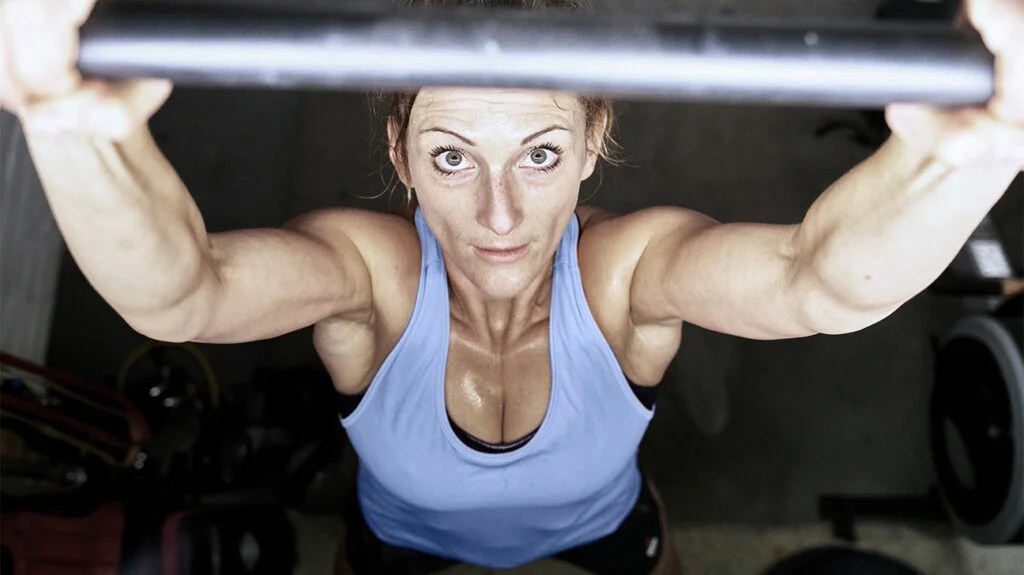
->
[580, 111, 608, 182]
[580, 145, 598, 182]
[386, 116, 410, 186]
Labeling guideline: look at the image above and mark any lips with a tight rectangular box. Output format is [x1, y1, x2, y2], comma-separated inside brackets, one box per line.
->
[474, 243, 529, 263]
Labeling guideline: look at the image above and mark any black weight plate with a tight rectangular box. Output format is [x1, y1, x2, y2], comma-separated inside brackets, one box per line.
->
[931, 314, 1024, 545]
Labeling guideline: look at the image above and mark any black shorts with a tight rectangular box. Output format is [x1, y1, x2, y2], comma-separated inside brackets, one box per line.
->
[343, 475, 665, 575]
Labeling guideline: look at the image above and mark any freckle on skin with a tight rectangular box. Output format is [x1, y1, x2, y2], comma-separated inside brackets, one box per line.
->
[864, 275, 872, 281]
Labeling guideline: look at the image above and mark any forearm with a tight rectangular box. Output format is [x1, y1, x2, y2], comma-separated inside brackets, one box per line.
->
[794, 135, 1020, 330]
[25, 125, 214, 337]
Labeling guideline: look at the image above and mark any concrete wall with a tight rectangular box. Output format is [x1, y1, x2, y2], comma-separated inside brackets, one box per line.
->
[1, 112, 64, 363]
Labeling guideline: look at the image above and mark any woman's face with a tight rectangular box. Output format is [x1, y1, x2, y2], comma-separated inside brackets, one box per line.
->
[394, 87, 598, 301]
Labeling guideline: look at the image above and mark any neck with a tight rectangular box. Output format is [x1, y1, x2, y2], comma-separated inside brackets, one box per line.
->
[446, 262, 553, 351]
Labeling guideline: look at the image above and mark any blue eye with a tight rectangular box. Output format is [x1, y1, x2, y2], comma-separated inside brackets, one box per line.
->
[430, 146, 471, 175]
[524, 144, 563, 171]
[529, 149, 553, 165]
[442, 151, 464, 167]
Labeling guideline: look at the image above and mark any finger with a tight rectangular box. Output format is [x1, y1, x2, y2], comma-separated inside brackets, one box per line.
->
[103, 79, 173, 140]
[967, 0, 1024, 54]
[66, 0, 97, 26]
[990, 39, 1024, 123]
[2, 0, 80, 99]
[967, 0, 1024, 123]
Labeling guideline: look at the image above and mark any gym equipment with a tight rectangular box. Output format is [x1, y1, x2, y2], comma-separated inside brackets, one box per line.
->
[0, 353, 149, 506]
[117, 341, 220, 411]
[115, 341, 220, 482]
[930, 295, 1024, 545]
[78, 3, 994, 108]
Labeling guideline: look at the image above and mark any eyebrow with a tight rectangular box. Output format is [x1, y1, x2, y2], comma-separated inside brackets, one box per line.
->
[420, 127, 476, 146]
[418, 124, 570, 147]
[519, 125, 570, 145]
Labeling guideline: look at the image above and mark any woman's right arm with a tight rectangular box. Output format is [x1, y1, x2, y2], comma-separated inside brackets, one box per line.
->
[2, 0, 374, 343]
[25, 130, 375, 343]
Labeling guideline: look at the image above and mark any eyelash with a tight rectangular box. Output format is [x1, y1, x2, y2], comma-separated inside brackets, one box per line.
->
[428, 145, 461, 177]
[534, 143, 564, 173]
[428, 143, 565, 177]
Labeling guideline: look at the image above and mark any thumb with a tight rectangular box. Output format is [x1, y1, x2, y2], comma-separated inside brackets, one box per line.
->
[67, 0, 97, 26]
[886, 103, 965, 158]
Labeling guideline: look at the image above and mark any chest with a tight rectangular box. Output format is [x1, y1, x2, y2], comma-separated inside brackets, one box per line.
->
[444, 320, 552, 445]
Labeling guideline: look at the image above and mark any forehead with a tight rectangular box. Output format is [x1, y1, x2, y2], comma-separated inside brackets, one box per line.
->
[411, 88, 584, 133]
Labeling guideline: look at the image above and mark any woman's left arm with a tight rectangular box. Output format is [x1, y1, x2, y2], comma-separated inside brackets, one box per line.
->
[627, 0, 1022, 339]
[785, 0, 1024, 324]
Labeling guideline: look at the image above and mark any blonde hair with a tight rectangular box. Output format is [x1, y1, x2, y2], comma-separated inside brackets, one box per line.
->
[382, 0, 619, 205]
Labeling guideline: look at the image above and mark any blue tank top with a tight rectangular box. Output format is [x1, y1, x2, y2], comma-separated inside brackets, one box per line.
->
[340, 209, 655, 569]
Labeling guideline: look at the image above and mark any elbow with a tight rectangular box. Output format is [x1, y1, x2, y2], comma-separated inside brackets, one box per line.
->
[123, 299, 211, 343]
[788, 231, 913, 334]
[800, 291, 902, 335]
[793, 256, 905, 335]
[120, 270, 217, 343]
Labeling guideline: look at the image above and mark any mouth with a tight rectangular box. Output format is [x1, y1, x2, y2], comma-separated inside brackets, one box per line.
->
[474, 243, 529, 263]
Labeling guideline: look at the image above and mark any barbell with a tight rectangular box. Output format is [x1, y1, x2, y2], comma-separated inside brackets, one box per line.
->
[77, 3, 994, 108]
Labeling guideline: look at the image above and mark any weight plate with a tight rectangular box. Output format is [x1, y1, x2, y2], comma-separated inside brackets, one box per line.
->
[931, 314, 1023, 545]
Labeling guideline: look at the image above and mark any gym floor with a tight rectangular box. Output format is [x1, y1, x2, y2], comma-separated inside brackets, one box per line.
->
[286, 512, 1020, 574]
[32, 0, 1024, 573]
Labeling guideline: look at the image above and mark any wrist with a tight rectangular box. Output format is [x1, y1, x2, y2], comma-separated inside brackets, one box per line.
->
[886, 104, 1024, 170]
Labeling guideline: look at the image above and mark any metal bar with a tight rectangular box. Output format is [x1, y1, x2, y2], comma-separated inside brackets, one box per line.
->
[77, 4, 995, 108]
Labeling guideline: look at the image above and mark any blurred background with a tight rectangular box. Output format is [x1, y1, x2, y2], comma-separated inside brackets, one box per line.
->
[1, 0, 1021, 573]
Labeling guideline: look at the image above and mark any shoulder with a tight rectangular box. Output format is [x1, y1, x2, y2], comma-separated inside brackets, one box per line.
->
[576, 204, 714, 234]
[295, 209, 422, 392]
[573, 205, 686, 333]
[286, 208, 420, 273]
[574, 205, 714, 382]
[288, 207, 421, 320]
[575, 205, 713, 270]
[286, 207, 417, 249]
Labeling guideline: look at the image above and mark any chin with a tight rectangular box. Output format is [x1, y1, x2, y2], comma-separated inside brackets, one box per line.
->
[470, 266, 540, 301]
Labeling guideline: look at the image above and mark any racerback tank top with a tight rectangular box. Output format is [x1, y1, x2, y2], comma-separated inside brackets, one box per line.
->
[340, 209, 654, 568]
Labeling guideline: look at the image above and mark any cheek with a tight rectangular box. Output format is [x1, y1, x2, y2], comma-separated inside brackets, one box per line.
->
[519, 169, 582, 205]
[409, 153, 476, 190]
[413, 185, 478, 242]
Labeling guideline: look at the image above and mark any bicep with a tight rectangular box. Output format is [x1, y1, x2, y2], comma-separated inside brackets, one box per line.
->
[184, 210, 374, 344]
[630, 208, 819, 340]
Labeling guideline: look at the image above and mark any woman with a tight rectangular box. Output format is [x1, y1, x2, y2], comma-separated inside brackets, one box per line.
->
[1, 0, 1021, 573]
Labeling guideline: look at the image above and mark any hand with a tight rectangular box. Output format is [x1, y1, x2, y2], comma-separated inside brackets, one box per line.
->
[0, 0, 171, 140]
[885, 0, 1024, 170]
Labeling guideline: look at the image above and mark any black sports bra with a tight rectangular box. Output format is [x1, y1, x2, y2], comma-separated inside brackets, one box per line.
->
[337, 379, 657, 454]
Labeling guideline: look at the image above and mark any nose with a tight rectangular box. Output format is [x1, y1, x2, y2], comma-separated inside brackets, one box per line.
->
[476, 169, 521, 237]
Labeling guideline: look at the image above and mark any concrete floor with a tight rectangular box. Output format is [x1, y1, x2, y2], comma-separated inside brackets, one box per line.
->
[32, 0, 1024, 573]
[288, 509, 1024, 574]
